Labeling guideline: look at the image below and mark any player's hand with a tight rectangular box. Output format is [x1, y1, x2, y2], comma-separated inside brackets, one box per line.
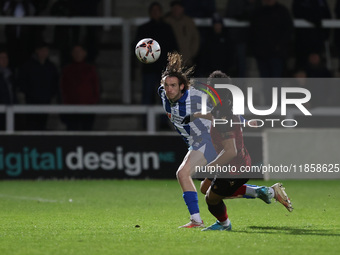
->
[248, 119, 258, 127]
[181, 113, 195, 124]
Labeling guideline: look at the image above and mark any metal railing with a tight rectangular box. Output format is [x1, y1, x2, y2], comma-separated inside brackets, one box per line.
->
[0, 17, 339, 104]
[0, 105, 165, 134]
[1, 105, 339, 134]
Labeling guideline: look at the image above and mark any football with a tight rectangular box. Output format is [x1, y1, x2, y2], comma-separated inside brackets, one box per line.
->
[135, 38, 161, 64]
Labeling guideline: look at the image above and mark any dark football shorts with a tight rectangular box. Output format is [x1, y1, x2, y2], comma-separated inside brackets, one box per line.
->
[210, 177, 249, 197]
[195, 178, 214, 181]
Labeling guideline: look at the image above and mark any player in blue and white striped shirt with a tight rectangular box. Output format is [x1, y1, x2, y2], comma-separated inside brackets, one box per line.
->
[158, 52, 217, 228]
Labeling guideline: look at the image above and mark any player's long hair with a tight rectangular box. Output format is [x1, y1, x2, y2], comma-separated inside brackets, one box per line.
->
[161, 52, 194, 92]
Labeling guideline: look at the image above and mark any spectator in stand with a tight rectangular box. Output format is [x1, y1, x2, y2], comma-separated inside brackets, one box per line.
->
[0, 49, 15, 130]
[198, 14, 231, 76]
[250, 0, 293, 78]
[164, 0, 200, 66]
[30, 0, 49, 43]
[225, 0, 261, 77]
[17, 42, 59, 131]
[304, 53, 333, 107]
[60, 44, 100, 131]
[292, 53, 333, 108]
[50, 0, 75, 67]
[182, 0, 216, 18]
[69, 0, 101, 64]
[135, 1, 178, 105]
[250, 0, 293, 105]
[1, 0, 38, 71]
[30, 0, 49, 15]
[50, 0, 101, 65]
[181, 0, 216, 68]
[292, 0, 331, 69]
[335, 0, 340, 73]
[305, 53, 332, 78]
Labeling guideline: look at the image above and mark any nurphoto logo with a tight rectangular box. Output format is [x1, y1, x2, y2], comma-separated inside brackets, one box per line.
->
[200, 83, 312, 128]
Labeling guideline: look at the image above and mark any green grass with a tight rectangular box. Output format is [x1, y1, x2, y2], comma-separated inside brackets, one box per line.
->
[0, 180, 339, 255]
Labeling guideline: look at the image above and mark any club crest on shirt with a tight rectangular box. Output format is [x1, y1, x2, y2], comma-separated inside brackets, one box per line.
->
[167, 112, 185, 124]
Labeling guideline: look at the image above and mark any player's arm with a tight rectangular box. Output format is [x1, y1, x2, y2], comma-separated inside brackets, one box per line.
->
[193, 112, 213, 121]
[206, 138, 237, 169]
[182, 112, 257, 128]
[240, 115, 258, 127]
[181, 111, 212, 124]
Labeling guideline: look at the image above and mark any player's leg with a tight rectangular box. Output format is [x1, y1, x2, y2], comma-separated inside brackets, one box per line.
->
[202, 178, 247, 231]
[200, 178, 212, 195]
[177, 149, 206, 191]
[202, 189, 232, 231]
[177, 149, 207, 228]
[223, 183, 293, 212]
[271, 183, 293, 212]
[224, 183, 275, 204]
[197, 139, 218, 194]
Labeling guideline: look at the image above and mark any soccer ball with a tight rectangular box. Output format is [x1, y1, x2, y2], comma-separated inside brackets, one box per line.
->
[135, 38, 161, 64]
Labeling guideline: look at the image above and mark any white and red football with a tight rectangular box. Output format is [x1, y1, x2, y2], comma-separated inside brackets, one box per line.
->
[135, 38, 161, 64]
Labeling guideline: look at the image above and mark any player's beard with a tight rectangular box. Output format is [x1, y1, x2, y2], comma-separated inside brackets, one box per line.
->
[167, 91, 183, 103]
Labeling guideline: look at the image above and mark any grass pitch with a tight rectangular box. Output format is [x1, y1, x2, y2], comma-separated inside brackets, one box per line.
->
[0, 180, 339, 255]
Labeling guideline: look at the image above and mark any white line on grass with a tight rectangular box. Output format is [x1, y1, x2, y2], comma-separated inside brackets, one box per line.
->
[0, 194, 63, 203]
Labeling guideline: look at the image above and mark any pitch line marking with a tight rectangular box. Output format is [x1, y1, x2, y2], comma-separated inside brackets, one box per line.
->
[0, 193, 61, 203]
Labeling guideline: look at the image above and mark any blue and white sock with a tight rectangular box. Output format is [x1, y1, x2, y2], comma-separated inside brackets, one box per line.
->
[245, 184, 259, 198]
[183, 191, 202, 223]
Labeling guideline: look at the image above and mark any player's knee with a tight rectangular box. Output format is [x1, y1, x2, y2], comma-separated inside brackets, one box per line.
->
[205, 194, 212, 204]
[200, 185, 207, 195]
[200, 181, 208, 195]
[205, 191, 220, 205]
[175, 169, 181, 180]
[176, 168, 189, 181]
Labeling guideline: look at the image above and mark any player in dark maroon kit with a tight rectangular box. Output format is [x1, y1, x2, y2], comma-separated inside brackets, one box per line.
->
[183, 71, 293, 231]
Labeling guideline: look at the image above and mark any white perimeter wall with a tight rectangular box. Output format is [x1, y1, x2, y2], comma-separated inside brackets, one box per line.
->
[263, 129, 340, 180]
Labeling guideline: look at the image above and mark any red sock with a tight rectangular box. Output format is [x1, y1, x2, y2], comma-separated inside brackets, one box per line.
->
[208, 201, 228, 222]
[231, 185, 247, 197]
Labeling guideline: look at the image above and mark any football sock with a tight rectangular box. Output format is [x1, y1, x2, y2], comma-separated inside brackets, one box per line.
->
[268, 187, 275, 199]
[229, 185, 275, 200]
[190, 213, 202, 223]
[219, 218, 231, 227]
[245, 184, 260, 198]
[207, 201, 228, 223]
[229, 184, 257, 199]
[232, 185, 247, 197]
[183, 191, 202, 223]
[245, 185, 275, 199]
